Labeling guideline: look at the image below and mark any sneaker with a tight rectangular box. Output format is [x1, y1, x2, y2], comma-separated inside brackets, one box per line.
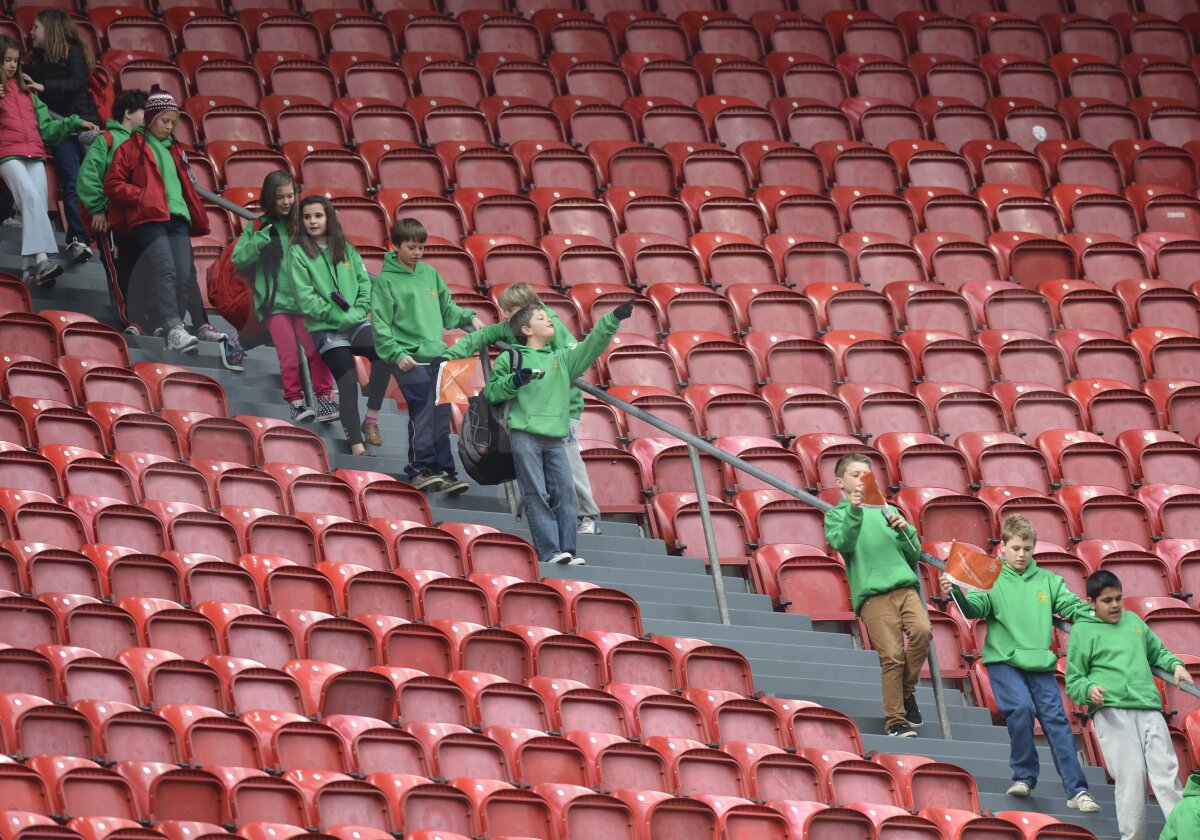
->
[166, 323, 198, 353]
[315, 394, 339, 423]
[362, 419, 383, 446]
[1067, 791, 1101, 813]
[566, 555, 586, 565]
[122, 324, 142, 336]
[903, 693, 923, 728]
[410, 470, 447, 492]
[439, 473, 469, 495]
[577, 516, 597, 535]
[33, 259, 62, 287]
[196, 324, 228, 343]
[66, 239, 92, 264]
[1007, 781, 1032, 798]
[3, 215, 21, 228]
[221, 336, 246, 372]
[289, 400, 315, 422]
[547, 552, 573, 565]
[886, 723, 917, 738]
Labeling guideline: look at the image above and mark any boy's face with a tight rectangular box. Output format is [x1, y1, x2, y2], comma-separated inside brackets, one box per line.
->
[396, 238, 424, 269]
[1089, 586, 1123, 624]
[835, 461, 870, 496]
[999, 536, 1036, 573]
[148, 111, 177, 141]
[524, 307, 556, 341]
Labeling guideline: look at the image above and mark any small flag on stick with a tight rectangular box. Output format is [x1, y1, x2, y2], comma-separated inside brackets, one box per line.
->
[435, 357, 482, 405]
[860, 471, 889, 508]
[944, 541, 1004, 591]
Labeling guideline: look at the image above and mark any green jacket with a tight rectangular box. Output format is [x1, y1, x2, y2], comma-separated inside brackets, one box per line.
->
[371, 253, 476, 363]
[484, 313, 619, 439]
[144, 129, 189, 222]
[1161, 773, 1200, 840]
[1065, 609, 1182, 713]
[824, 499, 922, 613]
[232, 218, 296, 316]
[445, 308, 585, 420]
[283, 241, 372, 333]
[949, 560, 1090, 672]
[77, 119, 130, 215]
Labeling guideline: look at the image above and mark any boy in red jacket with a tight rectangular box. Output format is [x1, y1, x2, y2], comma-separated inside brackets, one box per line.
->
[104, 85, 212, 354]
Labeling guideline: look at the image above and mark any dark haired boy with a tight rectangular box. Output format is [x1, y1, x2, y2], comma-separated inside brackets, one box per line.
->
[372, 216, 484, 492]
[825, 453, 929, 737]
[485, 302, 631, 565]
[1066, 570, 1194, 840]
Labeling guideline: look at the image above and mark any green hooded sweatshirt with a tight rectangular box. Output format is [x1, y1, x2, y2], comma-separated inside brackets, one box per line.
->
[371, 252, 477, 363]
[143, 129, 189, 222]
[77, 119, 130, 215]
[1161, 772, 1200, 840]
[283, 241, 372, 333]
[1065, 609, 1182, 713]
[232, 218, 295, 316]
[484, 312, 619, 439]
[444, 309, 585, 420]
[824, 499, 921, 613]
[949, 560, 1090, 672]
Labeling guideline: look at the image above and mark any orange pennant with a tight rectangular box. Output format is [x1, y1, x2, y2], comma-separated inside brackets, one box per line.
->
[435, 357, 482, 405]
[944, 541, 1004, 591]
[860, 470, 888, 508]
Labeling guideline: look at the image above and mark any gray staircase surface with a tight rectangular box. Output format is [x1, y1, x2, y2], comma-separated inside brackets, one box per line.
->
[16, 226, 1153, 840]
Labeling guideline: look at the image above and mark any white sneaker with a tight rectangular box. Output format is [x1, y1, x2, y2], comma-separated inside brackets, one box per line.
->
[166, 324, 198, 353]
[1007, 781, 1032, 798]
[546, 552, 572, 565]
[566, 555, 586, 565]
[577, 516, 597, 535]
[1068, 791, 1101, 813]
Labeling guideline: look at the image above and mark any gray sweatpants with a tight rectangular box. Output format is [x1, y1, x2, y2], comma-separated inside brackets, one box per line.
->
[566, 417, 600, 520]
[1093, 706, 1183, 840]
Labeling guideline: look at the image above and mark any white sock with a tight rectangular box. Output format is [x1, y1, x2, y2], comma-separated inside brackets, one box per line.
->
[34, 252, 46, 264]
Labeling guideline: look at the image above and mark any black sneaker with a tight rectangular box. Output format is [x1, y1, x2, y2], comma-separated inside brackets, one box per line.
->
[904, 693, 924, 727]
[411, 470, 448, 492]
[887, 723, 918, 737]
[439, 473, 469, 495]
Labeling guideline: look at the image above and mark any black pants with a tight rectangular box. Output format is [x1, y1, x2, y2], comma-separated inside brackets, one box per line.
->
[318, 324, 391, 446]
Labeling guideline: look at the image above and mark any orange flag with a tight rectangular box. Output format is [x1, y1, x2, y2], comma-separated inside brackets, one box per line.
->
[436, 357, 482, 405]
[860, 471, 889, 508]
[944, 541, 1004, 591]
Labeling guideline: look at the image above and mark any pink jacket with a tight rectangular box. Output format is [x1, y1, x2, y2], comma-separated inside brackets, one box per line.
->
[0, 88, 48, 160]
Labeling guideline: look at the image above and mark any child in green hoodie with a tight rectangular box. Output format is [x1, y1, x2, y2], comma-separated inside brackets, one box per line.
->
[484, 301, 632, 565]
[442, 283, 601, 535]
[941, 515, 1099, 813]
[372, 217, 484, 493]
[1162, 772, 1200, 840]
[1066, 570, 1194, 840]
[825, 453, 929, 738]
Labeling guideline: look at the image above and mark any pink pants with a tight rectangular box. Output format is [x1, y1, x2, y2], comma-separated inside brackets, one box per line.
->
[266, 313, 335, 403]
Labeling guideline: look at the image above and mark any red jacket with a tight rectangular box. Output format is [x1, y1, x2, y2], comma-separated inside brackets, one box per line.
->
[0, 89, 50, 160]
[103, 129, 209, 236]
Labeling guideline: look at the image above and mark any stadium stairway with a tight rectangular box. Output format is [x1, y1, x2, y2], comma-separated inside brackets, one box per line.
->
[10, 225, 1152, 839]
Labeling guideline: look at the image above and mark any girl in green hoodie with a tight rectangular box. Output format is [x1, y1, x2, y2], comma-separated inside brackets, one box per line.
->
[283, 195, 391, 457]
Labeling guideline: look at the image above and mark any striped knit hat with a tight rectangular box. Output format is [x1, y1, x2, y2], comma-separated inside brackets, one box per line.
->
[143, 84, 179, 127]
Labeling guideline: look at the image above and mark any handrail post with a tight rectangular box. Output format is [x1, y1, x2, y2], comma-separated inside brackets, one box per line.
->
[687, 442, 732, 626]
[917, 576, 953, 740]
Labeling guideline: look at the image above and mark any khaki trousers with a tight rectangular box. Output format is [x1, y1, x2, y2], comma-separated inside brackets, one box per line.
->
[860, 586, 932, 730]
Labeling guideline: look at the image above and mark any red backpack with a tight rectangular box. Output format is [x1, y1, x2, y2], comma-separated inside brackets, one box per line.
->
[206, 217, 267, 336]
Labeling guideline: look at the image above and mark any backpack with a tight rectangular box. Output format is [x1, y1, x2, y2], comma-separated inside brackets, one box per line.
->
[206, 217, 267, 336]
[457, 347, 521, 486]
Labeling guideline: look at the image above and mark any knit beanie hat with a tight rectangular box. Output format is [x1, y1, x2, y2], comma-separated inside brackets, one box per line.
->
[143, 85, 179, 127]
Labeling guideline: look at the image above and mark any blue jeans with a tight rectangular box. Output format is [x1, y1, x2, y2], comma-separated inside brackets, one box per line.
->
[130, 216, 196, 331]
[987, 663, 1089, 796]
[511, 429, 577, 562]
[396, 365, 455, 478]
[52, 137, 90, 245]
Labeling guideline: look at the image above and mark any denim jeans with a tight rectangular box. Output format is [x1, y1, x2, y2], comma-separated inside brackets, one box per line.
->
[130, 216, 195, 331]
[511, 429, 577, 562]
[397, 365, 455, 478]
[987, 663, 1089, 796]
[52, 137, 90, 245]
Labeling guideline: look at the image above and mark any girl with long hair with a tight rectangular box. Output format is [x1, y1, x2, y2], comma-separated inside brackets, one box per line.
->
[233, 172, 338, 422]
[283, 195, 392, 456]
[0, 34, 96, 285]
[26, 8, 99, 264]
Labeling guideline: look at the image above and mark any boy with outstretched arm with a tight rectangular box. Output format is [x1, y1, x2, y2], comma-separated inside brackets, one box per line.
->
[484, 300, 633, 566]
[940, 514, 1100, 813]
[825, 453, 930, 737]
[440, 283, 602, 535]
[1066, 570, 1194, 840]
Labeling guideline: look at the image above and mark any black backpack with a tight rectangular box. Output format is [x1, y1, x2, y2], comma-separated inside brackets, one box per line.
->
[457, 347, 521, 486]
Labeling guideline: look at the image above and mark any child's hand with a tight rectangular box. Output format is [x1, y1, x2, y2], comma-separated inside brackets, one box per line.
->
[939, 574, 954, 595]
[1176, 665, 1194, 686]
[849, 486, 863, 509]
[886, 511, 910, 531]
[613, 297, 636, 320]
[470, 317, 485, 331]
[22, 75, 43, 92]
[513, 368, 535, 388]
[1088, 685, 1106, 706]
[397, 355, 417, 372]
[90, 211, 108, 235]
[79, 120, 99, 132]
